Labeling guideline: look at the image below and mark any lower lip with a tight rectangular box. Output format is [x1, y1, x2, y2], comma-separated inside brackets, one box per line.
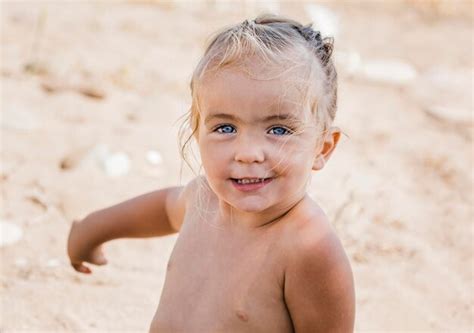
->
[231, 178, 273, 192]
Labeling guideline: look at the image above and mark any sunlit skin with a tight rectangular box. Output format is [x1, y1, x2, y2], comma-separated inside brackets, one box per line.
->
[67, 61, 355, 332]
[150, 65, 355, 332]
[197, 66, 334, 229]
[155, 65, 353, 332]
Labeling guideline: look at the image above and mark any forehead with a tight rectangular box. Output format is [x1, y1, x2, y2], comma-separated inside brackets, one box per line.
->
[197, 66, 310, 121]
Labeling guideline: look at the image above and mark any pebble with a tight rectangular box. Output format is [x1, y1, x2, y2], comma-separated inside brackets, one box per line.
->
[83, 144, 131, 177]
[45, 258, 61, 268]
[0, 221, 23, 247]
[146, 150, 163, 165]
[102, 152, 130, 177]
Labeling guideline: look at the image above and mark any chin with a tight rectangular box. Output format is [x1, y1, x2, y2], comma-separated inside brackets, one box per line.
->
[230, 198, 270, 213]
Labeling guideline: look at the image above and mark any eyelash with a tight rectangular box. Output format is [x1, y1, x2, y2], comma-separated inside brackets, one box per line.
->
[268, 126, 293, 136]
[215, 124, 236, 134]
[214, 124, 293, 136]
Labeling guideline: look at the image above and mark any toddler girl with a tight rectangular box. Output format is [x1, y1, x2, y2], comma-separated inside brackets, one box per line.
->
[67, 15, 355, 332]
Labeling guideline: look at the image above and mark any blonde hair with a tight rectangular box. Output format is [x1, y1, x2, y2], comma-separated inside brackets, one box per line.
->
[179, 14, 337, 170]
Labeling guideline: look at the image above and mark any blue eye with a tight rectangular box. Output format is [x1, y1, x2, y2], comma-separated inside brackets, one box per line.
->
[268, 126, 292, 136]
[215, 124, 236, 134]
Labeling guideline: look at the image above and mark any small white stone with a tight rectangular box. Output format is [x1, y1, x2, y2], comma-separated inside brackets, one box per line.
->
[0, 222, 23, 247]
[146, 150, 163, 165]
[46, 258, 61, 268]
[103, 152, 130, 177]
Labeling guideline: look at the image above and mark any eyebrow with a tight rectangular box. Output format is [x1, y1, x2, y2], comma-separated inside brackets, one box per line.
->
[204, 113, 301, 125]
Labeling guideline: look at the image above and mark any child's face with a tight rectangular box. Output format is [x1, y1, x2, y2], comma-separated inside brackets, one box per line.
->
[196, 66, 327, 213]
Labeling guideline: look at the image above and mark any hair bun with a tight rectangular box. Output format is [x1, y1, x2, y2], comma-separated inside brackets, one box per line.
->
[298, 26, 323, 44]
[295, 25, 333, 66]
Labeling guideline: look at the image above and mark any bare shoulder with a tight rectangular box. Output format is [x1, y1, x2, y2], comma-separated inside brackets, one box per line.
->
[166, 176, 207, 232]
[283, 198, 355, 332]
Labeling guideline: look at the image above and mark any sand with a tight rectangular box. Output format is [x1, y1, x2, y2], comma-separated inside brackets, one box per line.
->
[1, 1, 472, 331]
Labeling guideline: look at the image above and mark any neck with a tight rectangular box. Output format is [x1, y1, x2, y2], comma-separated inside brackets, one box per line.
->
[216, 192, 308, 230]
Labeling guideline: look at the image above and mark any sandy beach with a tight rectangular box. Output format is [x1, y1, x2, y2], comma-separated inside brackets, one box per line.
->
[1, 1, 472, 331]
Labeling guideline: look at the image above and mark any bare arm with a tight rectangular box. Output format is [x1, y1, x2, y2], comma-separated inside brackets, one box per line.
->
[284, 215, 355, 332]
[67, 180, 193, 273]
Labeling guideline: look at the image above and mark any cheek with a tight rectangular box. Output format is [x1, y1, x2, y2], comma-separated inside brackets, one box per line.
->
[272, 140, 314, 166]
[199, 140, 229, 176]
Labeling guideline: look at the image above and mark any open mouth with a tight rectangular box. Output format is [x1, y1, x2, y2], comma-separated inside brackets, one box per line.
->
[231, 177, 272, 184]
[230, 177, 273, 192]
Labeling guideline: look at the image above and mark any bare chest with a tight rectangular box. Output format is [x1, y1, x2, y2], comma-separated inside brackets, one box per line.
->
[150, 214, 293, 332]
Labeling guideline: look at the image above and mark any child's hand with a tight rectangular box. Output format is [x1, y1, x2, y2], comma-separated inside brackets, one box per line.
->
[67, 219, 108, 274]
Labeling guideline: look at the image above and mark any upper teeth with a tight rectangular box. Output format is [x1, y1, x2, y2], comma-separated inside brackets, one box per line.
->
[237, 178, 264, 184]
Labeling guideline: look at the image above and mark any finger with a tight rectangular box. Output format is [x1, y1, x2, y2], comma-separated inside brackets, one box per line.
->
[92, 254, 108, 266]
[71, 262, 91, 274]
[90, 247, 108, 266]
[77, 264, 92, 274]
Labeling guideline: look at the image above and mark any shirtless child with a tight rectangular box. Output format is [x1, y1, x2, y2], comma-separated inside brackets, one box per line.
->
[67, 15, 355, 332]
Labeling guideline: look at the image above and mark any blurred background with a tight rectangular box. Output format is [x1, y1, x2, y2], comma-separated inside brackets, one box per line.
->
[1, 1, 472, 331]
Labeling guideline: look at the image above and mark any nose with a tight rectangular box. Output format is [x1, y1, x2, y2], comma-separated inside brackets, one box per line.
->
[234, 135, 265, 164]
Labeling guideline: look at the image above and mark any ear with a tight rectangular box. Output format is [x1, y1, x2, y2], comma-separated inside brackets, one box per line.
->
[312, 127, 341, 171]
